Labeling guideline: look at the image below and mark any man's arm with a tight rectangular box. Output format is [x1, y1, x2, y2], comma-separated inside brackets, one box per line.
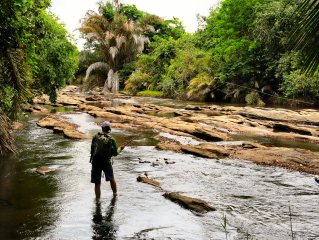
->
[110, 137, 123, 156]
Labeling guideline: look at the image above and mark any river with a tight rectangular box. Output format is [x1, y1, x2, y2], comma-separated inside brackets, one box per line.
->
[0, 106, 318, 239]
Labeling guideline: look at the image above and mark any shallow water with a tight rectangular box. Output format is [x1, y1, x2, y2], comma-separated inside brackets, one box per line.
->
[0, 112, 318, 240]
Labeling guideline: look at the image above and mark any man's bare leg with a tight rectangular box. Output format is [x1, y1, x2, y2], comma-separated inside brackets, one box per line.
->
[110, 178, 117, 195]
[95, 183, 101, 198]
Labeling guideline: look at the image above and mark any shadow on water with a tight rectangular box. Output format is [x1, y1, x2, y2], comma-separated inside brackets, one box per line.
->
[92, 196, 117, 240]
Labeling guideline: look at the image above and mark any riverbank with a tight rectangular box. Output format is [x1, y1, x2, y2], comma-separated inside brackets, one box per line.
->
[30, 85, 319, 175]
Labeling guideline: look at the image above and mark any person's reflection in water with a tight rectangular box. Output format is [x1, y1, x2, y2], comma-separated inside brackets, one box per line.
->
[92, 196, 117, 240]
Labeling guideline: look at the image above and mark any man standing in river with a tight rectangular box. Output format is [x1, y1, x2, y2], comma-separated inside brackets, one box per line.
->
[90, 121, 124, 198]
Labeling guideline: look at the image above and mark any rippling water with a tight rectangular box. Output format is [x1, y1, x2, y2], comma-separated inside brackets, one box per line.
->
[0, 112, 318, 240]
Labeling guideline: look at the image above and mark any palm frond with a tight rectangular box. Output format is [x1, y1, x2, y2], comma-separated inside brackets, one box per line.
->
[116, 35, 126, 48]
[109, 46, 119, 59]
[84, 62, 109, 82]
[289, 0, 319, 74]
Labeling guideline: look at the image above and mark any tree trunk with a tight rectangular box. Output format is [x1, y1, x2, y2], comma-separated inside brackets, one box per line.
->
[103, 69, 119, 94]
[111, 71, 119, 93]
[0, 111, 16, 157]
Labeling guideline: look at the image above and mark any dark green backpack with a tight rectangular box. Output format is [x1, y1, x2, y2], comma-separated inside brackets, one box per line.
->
[92, 133, 113, 161]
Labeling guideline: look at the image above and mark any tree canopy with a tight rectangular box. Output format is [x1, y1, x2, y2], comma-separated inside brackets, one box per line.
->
[0, 0, 78, 156]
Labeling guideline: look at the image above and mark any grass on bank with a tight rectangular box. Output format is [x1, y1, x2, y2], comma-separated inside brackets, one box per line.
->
[136, 90, 163, 97]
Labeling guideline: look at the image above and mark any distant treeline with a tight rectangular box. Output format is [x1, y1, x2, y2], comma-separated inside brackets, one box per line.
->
[77, 0, 319, 106]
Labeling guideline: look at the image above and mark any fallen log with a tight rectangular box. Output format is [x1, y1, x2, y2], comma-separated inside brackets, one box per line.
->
[163, 192, 216, 213]
[137, 176, 161, 188]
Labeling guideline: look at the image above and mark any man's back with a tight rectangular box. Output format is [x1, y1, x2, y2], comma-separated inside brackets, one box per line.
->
[91, 132, 118, 163]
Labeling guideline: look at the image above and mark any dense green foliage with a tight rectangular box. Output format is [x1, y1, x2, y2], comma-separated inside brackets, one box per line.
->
[0, 0, 78, 117]
[289, 0, 319, 74]
[120, 0, 319, 104]
[78, 1, 185, 93]
[0, 0, 78, 155]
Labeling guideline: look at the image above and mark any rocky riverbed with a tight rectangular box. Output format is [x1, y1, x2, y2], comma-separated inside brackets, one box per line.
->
[31, 85, 319, 175]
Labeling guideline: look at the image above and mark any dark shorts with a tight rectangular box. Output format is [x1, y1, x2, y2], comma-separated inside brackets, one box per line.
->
[91, 160, 114, 184]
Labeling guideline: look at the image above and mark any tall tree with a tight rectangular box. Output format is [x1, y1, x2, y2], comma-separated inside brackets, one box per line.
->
[79, 1, 150, 93]
[0, 0, 78, 156]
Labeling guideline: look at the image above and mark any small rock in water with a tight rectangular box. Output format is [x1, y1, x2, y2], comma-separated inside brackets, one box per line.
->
[315, 177, 319, 184]
[139, 160, 151, 164]
[165, 160, 176, 164]
[151, 162, 160, 167]
[36, 166, 55, 175]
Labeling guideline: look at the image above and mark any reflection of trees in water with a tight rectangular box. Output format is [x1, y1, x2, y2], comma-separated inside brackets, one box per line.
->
[92, 196, 117, 240]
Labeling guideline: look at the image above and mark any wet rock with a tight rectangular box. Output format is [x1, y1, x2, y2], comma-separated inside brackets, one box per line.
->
[273, 123, 313, 136]
[12, 122, 24, 131]
[63, 128, 88, 140]
[137, 176, 161, 188]
[25, 105, 49, 114]
[163, 192, 216, 213]
[231, 146, 319, 175]
[236, 107, 319, 125]
[165, 160, 176, 164]
[85, 96, 100, 101]
[157, 140, 319, 174]
[156, 143, 182, 152]
[151, 162, 160, 167]
[139, 160, 151, 163]
[56, 94, 83, 106]
[36, 166, 55, 175]
[185, 105, 202, 111]
[181, 144, 230, 159]
[37, 115, 87, 140]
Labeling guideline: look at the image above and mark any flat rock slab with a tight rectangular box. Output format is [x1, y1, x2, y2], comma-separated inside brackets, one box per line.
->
[232, 147, 319, 175]
[37, 115, 87, 140]
[157, 141, 319, 174]
[163, 192, 216, 213]
[137, 176, 161, 188]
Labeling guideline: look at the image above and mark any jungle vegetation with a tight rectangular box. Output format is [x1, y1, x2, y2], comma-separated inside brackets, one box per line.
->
[79, 0, 319, 105]
[0, 0, 78, 156]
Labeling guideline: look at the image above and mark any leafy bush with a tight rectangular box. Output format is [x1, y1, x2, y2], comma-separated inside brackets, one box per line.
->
[187, 73, 213, 101]
[161, 41, 212, 98]
[245, 91, 259, 105]
[280, 70, 319, 99]
[124, 70, 151, 94]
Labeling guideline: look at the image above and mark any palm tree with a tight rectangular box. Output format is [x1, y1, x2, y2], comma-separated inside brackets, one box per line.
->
[289, 0, 319, 74]
[79, 1, 150, 93]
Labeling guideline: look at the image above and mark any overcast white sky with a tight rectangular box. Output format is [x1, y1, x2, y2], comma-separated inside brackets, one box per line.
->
[50, 0, 220, 49]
